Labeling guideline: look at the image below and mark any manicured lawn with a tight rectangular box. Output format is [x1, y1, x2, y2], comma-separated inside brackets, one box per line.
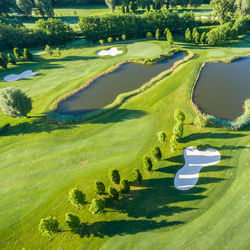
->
[0, 37, 249, 249]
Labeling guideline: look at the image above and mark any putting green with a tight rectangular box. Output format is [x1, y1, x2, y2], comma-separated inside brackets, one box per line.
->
[125, 42, 162, 58]
[207, 50, 226, 57]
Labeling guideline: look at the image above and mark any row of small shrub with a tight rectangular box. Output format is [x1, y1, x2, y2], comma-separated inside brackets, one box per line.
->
[0, 18, 75, 50]
[79, 10, 196, 41]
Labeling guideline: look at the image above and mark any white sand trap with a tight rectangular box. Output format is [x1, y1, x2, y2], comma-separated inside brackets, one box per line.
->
[96, 47, 123, 56]
[174, 146, 221, 191]
[4, 70, 37, 82]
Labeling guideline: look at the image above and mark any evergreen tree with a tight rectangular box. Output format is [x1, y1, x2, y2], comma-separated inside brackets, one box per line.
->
[132, 168, 142, 184]
[155, 28, 161, 40]
[185, 28, 192, 42]
[94, 181, 105, 195]
[143, 155, 153, 171]
[89, 198, 105, 214]
[23, 48, 33, 61]
[7, 53, 16, 65]
[200, 32, 207, 45]
[152, 146, 162, 161]
[16, 0, 33, 16]
[38, 216, 59, 237]
[0, 53, 8, 69]
[158, 131, 166, 143]
[174, 110, 186, 123]
[109, 169, 120, 185]
[194, 31, 200, 45]
[120, 179, 130, 194]
[166, 29, 174, 46]
[173, 122, 184, 139]
[105, 0, 116, 12]
[68, 188, 86, 208]
[108, 186, 119, 200]
[65, 213, 80, 230]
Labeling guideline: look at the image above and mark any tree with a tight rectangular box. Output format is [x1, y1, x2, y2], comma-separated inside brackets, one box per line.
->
[13, 48, 22, 60]
[68, 188, 86, 208]
[166, 29, 174, 46]
[130, 1, 137, 13]
[152, 146, 162, 161]
[194, 115, 206, 128]
[109, 169, 120, 185]
[105, 0, 116, 12]
[200, 32, 207, 45]
[65, 213, 80, 230]
[56, 47, 61, 56]
[173, 122, 184, 139]
[235, 0, 250, 16]
[0, 53, 8, 69]
[146, 4, 150, 11]
[23, 48, 33, 61]
[170, 134, 177, 151]
[133, 168, 142, 184]
[0, 88, 32, 118]
[210, 0, 236, 24]
[185, 28, 192, 42]
[189, 0, 202, 8]
[122, 34, 126, 41]
[126, 5, 130, 13]
[45, 44, 53, 55]
[174, 110, 186, 123]
[146, 32, 153, 39]
[108, 186, 119, 200]
[43, 0, 54, 17]
[120, 179, 130, 194]
[89, 198, 105, 214]
[107, 37, 113, 43]
[192, 27, 198, 41]
[94, 181, 105, 195]
[121, 3, 125, 13]
[7, 53, 16, 65]
[194, 31, 200, 45]
[38, 216, 59, 237]
[35, 0, 45, 17]
[155, 28, 161, 40]
[143, 155, 153, 171]
[16, 0, 33, 16]
[158, 131, 166, 143]
[0, 0, 11, 15]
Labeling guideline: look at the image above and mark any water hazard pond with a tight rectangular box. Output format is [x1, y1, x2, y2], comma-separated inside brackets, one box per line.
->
[193, 56, 250, 121]
[57, 53, 185, 114]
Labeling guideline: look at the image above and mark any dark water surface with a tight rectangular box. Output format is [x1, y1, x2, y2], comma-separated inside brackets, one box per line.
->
[57, 53, 185, 114]
[193, 57, 250, 121]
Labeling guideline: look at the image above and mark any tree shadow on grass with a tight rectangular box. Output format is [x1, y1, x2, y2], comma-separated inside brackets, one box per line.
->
[74, 219, 183, 238]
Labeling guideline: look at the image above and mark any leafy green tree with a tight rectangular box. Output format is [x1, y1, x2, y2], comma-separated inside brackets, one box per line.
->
[68, 188, 86, 208]
[132, 168, 142, 184]
[0, 0, 11, 15]
[200, 32, 206, 45]
[173, 122, 184, 139]
[16, 0, 33, 16]
[143, 155, 153, 171]
[235, 0, 250, 16]
[13, 47, 22, 60]
[0, 88, 32, 118]
[105, 0, 116, 12]
[166, 29, 174, 46]
[189, 0, 202, 8]
[192, 27, 198, 41]
[120, 179, 130, 194]
[210, 0, 236, 24]
[155, 28, 161, 40]
[65, 213, 80, 230]
[108, 186, 119, 200]
[107, 37, 113, 43]
[109, 169, 120, 185]
[146, 32, 153, 39]
[42, 0, 54, 17]
[126, 5, 130, 13]
[35, 0, 45, 17]
[99, 39, 104, 45]
[45, 44, 53, 55]
[194, 31, 200, 45]
[56, 47, 61, 56]
[174, 110, 186, 123]
[152, 146, 162, 161]
[121, 4, 125, 13]
[146, 4, 150, 11]
[130, 1, 137, 13]
[0, 53, 8, 69]
[7, 53, 16, 65]
[157, 131, 166, 143]
[89, 198, 105, 214]
[38, 216, 59, 237]
[185, 28, 192, 42]
[94, 181, 105, 195]
[170, 134, 177, 151]
[164, 28, 169, 36]
[194, 115, 206, 128]
[122, 34, 126, 40]
[23, 48, 33, 61]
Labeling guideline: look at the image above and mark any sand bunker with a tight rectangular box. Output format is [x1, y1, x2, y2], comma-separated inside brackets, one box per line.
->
[174, 146, 221, 191]
[96, 47, 123, 56]
[4, 70, 37, 82]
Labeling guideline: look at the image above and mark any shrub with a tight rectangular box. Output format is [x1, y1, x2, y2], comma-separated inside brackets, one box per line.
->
[185, 28, 192, 42]
[23, 48, 33, 61]
[107, 37, 113, 43]
[65, 213, 80, 230]
[68, 188, 86, 208]
[0, 53, 8, 69]
[94, 181, 105, 195]
[157, 131, 167, 143]
[122, 34, 126, 40]
[152, 146, 162, 161]
[155, 28, 161, 40]
[173, 122, 184, 139]
[132, 168, 142, 184]
[108, 186, 119, 200]
[99, 39, 104, 45]
[89, 198, 105, 214]
[194, 115, 206, 128]
[38, 216, 59, 237]
[166, 29, 174, 45]
[13, 47, 22, 60]
[7, 53, 16, 65]
[143, 155, 153, 171]
[109, 169, 120, 185]
[174, 110, 186, 123]
[0, 88, 32, 118]
[120, 179, 130, 194]
[146, 32, 153, 39]
[170, 135, 177, 151]
[45, 44, 53, 55]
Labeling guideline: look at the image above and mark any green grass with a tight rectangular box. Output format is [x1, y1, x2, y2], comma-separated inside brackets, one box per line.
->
[0, 37, 249, 249]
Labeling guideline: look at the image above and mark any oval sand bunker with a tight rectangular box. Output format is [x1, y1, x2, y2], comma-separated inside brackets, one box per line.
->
[96, 47, 123, 56]
[174, 146, 221, 191]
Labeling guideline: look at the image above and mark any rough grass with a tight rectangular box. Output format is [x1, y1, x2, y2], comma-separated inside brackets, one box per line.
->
[0, 38, 249, 249]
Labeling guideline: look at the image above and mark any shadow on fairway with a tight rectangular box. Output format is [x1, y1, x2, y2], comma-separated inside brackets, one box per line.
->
[74, 220, 183, 238]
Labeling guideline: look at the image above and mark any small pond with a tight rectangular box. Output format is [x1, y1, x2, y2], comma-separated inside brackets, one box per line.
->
[57, 53, 185, 114]
[193, 56, 250, 121]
